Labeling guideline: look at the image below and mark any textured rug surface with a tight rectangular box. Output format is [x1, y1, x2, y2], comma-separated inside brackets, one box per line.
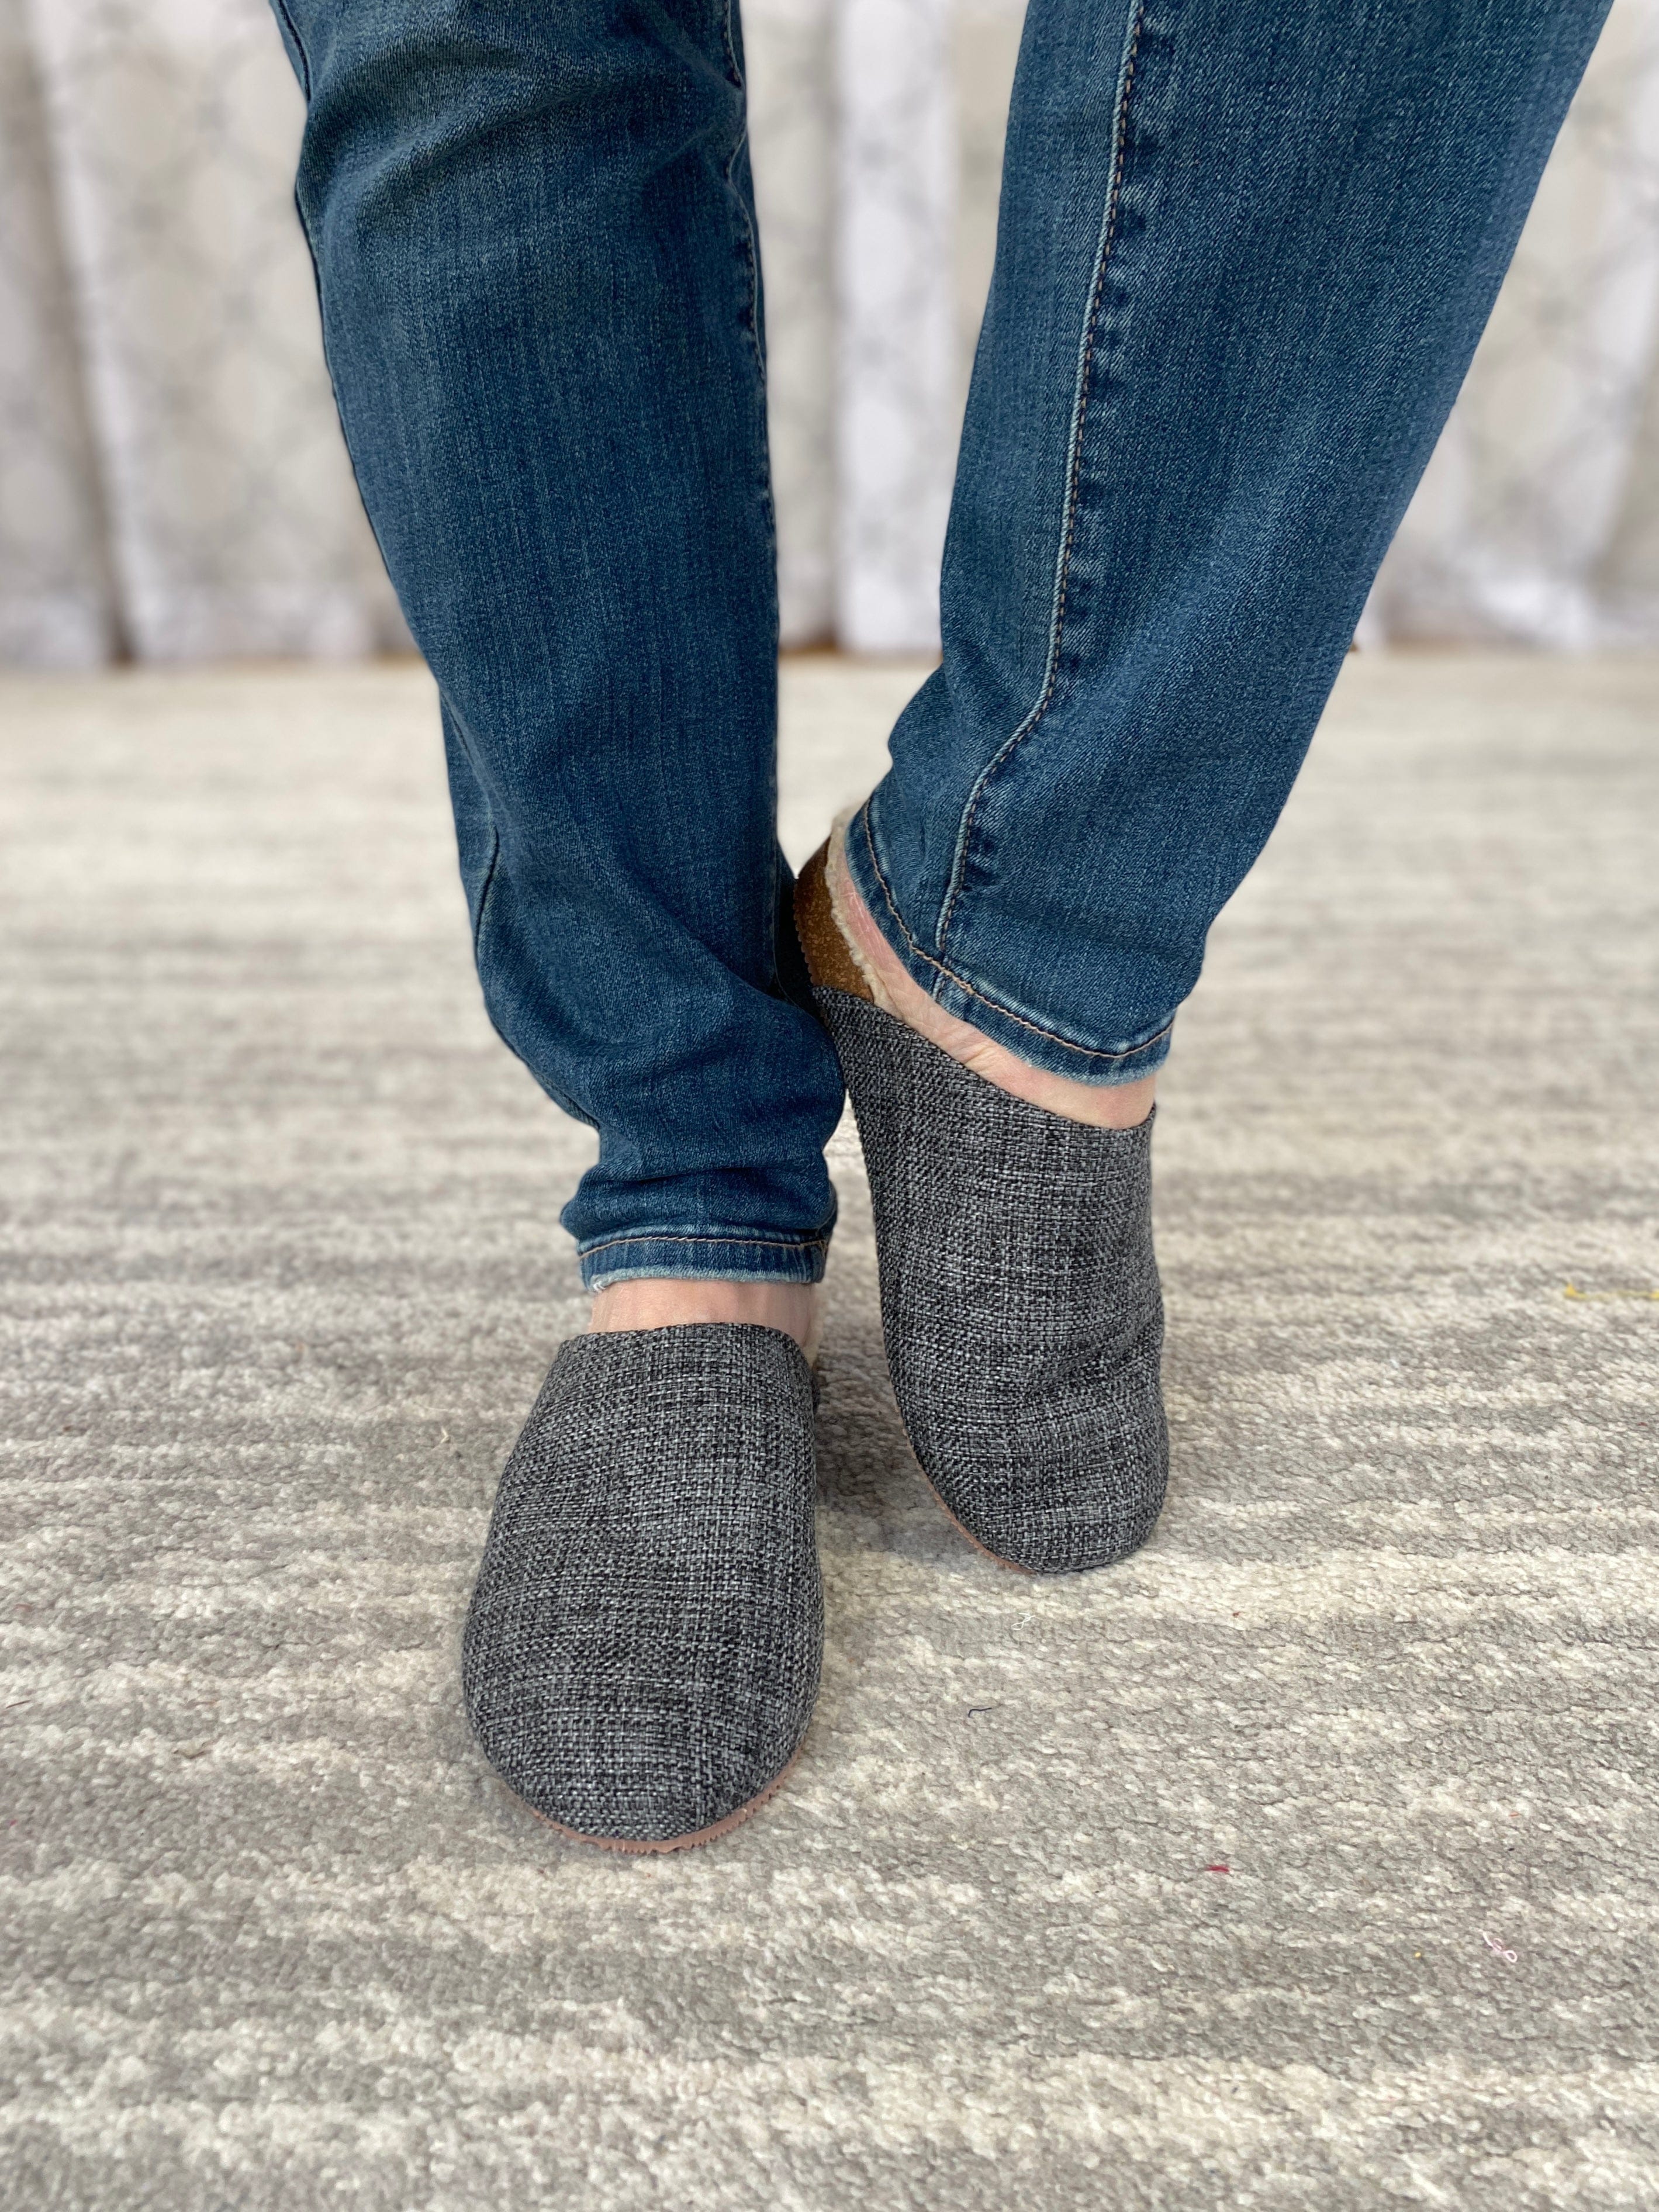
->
[2, 654, 1657, 2210]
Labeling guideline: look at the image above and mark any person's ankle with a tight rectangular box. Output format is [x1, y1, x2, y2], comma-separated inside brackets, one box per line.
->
[590, 1277, 822, 1360]
[824, 824, 1155, 1131]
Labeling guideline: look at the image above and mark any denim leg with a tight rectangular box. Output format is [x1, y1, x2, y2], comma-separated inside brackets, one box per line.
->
[846, 0, 1613, 1085]
[271, 0, 843, 1288]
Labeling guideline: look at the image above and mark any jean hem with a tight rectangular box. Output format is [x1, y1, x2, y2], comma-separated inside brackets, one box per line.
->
[579, 1229, 832, 1294]
[848, 800, 1174, 1086]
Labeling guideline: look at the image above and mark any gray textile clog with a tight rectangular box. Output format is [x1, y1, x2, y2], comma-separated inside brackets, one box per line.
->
[797, 841, 1167, 1574]
[463, 1323, 821, 1849]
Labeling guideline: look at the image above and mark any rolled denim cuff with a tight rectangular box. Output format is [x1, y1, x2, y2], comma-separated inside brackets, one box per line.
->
[845, 803, 1175, 1088]
[578, 1224, 833, 1294]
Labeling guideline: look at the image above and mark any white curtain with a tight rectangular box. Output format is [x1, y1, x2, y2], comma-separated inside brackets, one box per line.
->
[0, 0, 401, 665]
[4, 0, 1658, 666]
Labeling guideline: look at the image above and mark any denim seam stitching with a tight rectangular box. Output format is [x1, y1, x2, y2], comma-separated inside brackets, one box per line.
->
[578, 1231, 831, 1259]
[470, 825, 502, 969]
[934, 0, 1148, 956]
[720, 5, 761, 392]
[858, 805, 1171, 1066]
[718, 0, 782, 952]
[719, 0, 774, 521]
[271, 0, 312, 96]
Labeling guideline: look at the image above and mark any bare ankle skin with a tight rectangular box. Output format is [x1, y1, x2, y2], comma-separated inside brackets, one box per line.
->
[825, 827, 1156, 1130]
[590, 1278, 823, 1361]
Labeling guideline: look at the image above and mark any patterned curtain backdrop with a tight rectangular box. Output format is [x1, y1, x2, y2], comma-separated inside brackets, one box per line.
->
[4, 0, 1659, 666]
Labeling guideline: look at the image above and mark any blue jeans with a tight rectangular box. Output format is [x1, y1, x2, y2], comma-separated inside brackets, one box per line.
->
[272, 0, 1608, 1290]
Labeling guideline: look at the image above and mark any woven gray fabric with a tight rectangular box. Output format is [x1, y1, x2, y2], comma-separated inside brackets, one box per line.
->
[462, 1323, 821, 1846]
[815, 987, 1167, 1572]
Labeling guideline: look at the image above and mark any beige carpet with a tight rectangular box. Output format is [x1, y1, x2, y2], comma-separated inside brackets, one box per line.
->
[2, 652, 1657, 2210]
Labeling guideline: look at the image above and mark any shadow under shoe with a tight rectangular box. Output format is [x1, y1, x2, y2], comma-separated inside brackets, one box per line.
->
[462, 1323, 821, 1850]
[795, 844, 1167, 1574]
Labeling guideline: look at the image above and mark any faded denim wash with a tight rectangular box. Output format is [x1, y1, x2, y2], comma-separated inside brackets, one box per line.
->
[271, 0, 1609, 1286]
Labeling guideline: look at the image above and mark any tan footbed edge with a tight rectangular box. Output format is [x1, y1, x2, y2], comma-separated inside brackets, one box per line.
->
[794, 820, 879, 1007]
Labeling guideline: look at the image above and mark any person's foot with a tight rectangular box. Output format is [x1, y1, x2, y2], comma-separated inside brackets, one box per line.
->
[591, 1276, 822, 1363]
[464, 1322, 821, 1850]
[823, 822, 1156, 1131]
[795, 824, 1168, 1574]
